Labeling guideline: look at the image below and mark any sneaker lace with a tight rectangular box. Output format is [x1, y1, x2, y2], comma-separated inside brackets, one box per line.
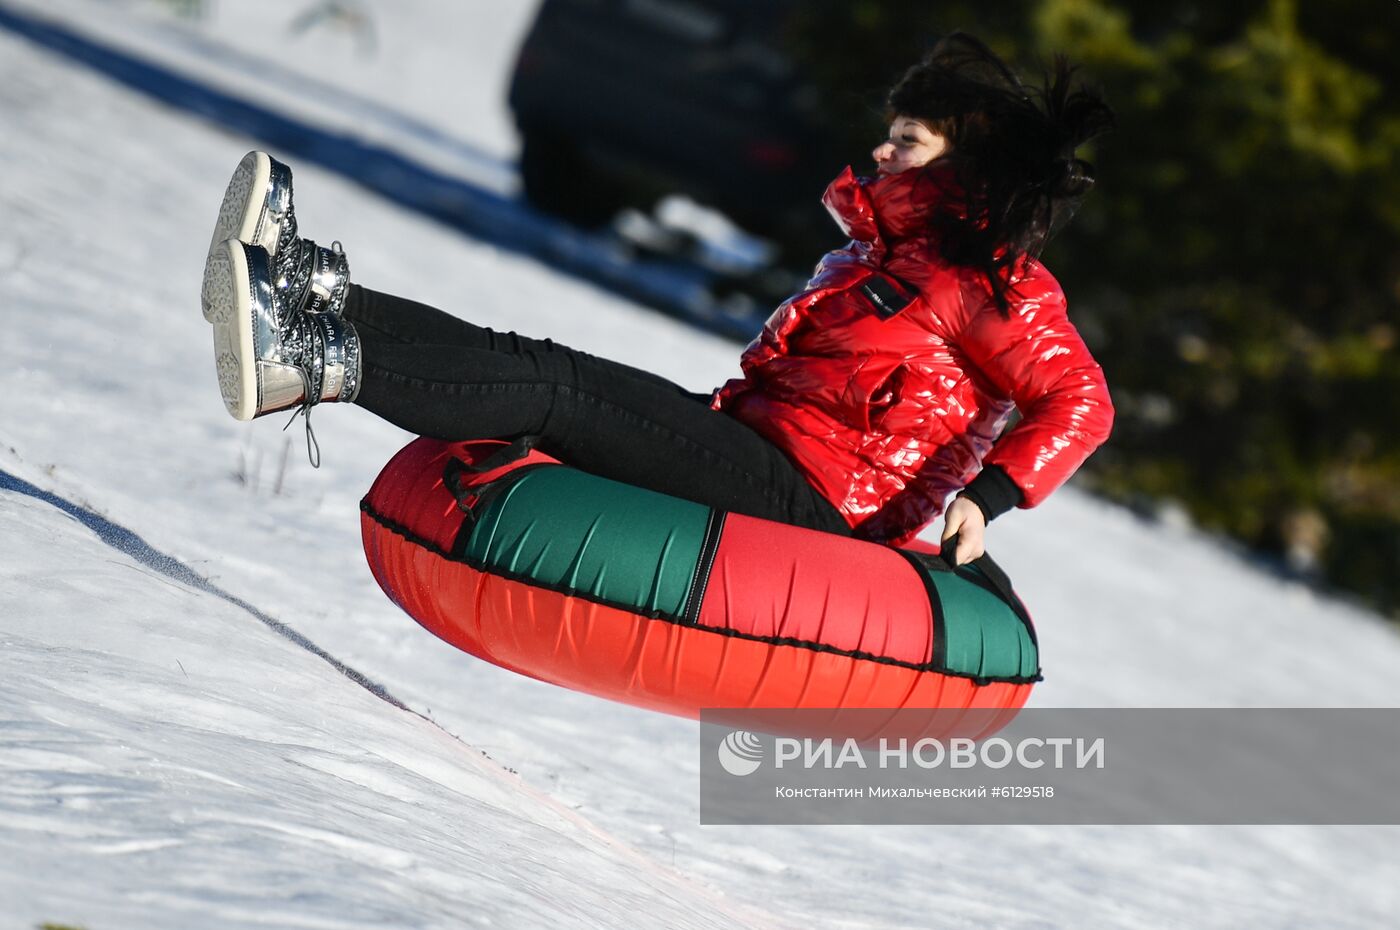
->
[276, 309, 325, 469]
[282, 402, 322, 469]
[280, 239, 318, 315]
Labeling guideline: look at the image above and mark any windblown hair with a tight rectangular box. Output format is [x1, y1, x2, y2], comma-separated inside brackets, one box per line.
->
[886, 33, 1115, 315]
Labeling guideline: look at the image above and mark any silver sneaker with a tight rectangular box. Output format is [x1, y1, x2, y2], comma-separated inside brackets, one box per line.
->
[203, 238, 361, 427]
[206, 150, 292, 259]
[202, 150, 350, 322]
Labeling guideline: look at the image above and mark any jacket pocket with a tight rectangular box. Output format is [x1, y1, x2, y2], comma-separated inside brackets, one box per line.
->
[867, 363, 965, 437]
[841, 360, 905, 432]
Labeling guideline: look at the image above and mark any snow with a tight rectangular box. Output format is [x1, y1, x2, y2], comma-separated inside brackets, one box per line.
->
[1, 468, 754, 929]
[1, 2, 1398, 928]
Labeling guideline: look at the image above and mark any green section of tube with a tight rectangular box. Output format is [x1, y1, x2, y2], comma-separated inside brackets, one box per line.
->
[462, 468, 711, 619]
[928, 566, 1039, 680]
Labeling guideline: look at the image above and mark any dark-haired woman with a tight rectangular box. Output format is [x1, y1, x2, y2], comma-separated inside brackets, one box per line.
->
[200, 34, 1115, 565]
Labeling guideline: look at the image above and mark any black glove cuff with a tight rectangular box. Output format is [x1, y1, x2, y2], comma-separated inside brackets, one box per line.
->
[957, 465, 1024, 523]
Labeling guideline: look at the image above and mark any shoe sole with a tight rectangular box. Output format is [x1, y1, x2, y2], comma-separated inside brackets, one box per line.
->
[205, 239, 261, 421]
[202, 151, 286, 322]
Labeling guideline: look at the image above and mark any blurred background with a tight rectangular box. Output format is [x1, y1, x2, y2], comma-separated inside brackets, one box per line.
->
[11, 0, 1400, 618]
[509, 0, 1400, 619]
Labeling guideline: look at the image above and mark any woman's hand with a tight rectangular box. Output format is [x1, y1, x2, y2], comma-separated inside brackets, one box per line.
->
[941, 497, 987, 565]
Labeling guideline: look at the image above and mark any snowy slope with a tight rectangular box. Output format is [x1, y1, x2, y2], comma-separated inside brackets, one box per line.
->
[0, 456, 768, 929]
[2, 3, 1399, 929]
[0, 0, 536, 189]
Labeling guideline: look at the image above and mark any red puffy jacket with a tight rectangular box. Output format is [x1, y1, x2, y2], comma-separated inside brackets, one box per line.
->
[713, 164, 1114, 545]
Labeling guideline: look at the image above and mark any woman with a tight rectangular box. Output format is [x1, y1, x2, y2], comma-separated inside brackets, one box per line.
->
[200, 34, 1114, 565]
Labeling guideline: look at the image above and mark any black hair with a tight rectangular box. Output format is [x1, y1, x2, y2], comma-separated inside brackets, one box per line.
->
[886, 33, 1115, 316]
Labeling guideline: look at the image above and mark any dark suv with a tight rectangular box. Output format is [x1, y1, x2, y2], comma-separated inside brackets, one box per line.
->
[508, 0, 841, 254]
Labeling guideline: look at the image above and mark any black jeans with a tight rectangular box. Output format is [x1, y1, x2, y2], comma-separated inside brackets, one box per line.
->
[344, 286, 851, 535]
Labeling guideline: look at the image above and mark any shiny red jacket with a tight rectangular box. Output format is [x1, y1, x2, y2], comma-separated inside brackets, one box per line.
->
[713, 164, 1114, 545]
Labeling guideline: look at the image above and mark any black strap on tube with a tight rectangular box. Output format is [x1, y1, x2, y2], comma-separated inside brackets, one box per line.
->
[940, 532, 1022, 616]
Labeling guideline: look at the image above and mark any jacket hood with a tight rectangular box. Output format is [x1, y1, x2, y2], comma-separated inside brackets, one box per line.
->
[821, 162, 959, 245]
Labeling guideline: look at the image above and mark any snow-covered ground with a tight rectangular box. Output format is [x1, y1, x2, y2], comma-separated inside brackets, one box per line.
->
[1, 2, 1398, 928]
[0, 466, 765, 928]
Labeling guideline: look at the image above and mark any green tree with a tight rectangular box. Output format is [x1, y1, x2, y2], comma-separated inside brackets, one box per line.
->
[788, 0, 1400, 613]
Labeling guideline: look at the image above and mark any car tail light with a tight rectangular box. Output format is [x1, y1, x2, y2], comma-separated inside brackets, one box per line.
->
[746, 141, 798, 169]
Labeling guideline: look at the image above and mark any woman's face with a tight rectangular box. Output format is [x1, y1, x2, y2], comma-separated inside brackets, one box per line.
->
[871, 116, 948, 176]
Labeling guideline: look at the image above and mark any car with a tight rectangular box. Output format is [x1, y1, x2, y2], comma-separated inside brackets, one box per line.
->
[507, 0, 843, 260]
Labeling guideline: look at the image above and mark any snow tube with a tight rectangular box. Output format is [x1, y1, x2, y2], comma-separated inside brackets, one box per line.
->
[360, 439, 1040, 724]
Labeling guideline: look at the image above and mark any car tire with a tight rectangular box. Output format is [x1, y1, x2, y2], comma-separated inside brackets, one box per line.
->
[518, 127, 627, 229]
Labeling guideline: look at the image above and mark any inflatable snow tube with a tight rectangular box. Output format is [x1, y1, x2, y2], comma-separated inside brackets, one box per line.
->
[360, 439, 1040, 725]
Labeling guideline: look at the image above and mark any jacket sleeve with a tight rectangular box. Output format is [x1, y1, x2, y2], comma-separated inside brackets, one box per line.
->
[956, 274, 1114, 509]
